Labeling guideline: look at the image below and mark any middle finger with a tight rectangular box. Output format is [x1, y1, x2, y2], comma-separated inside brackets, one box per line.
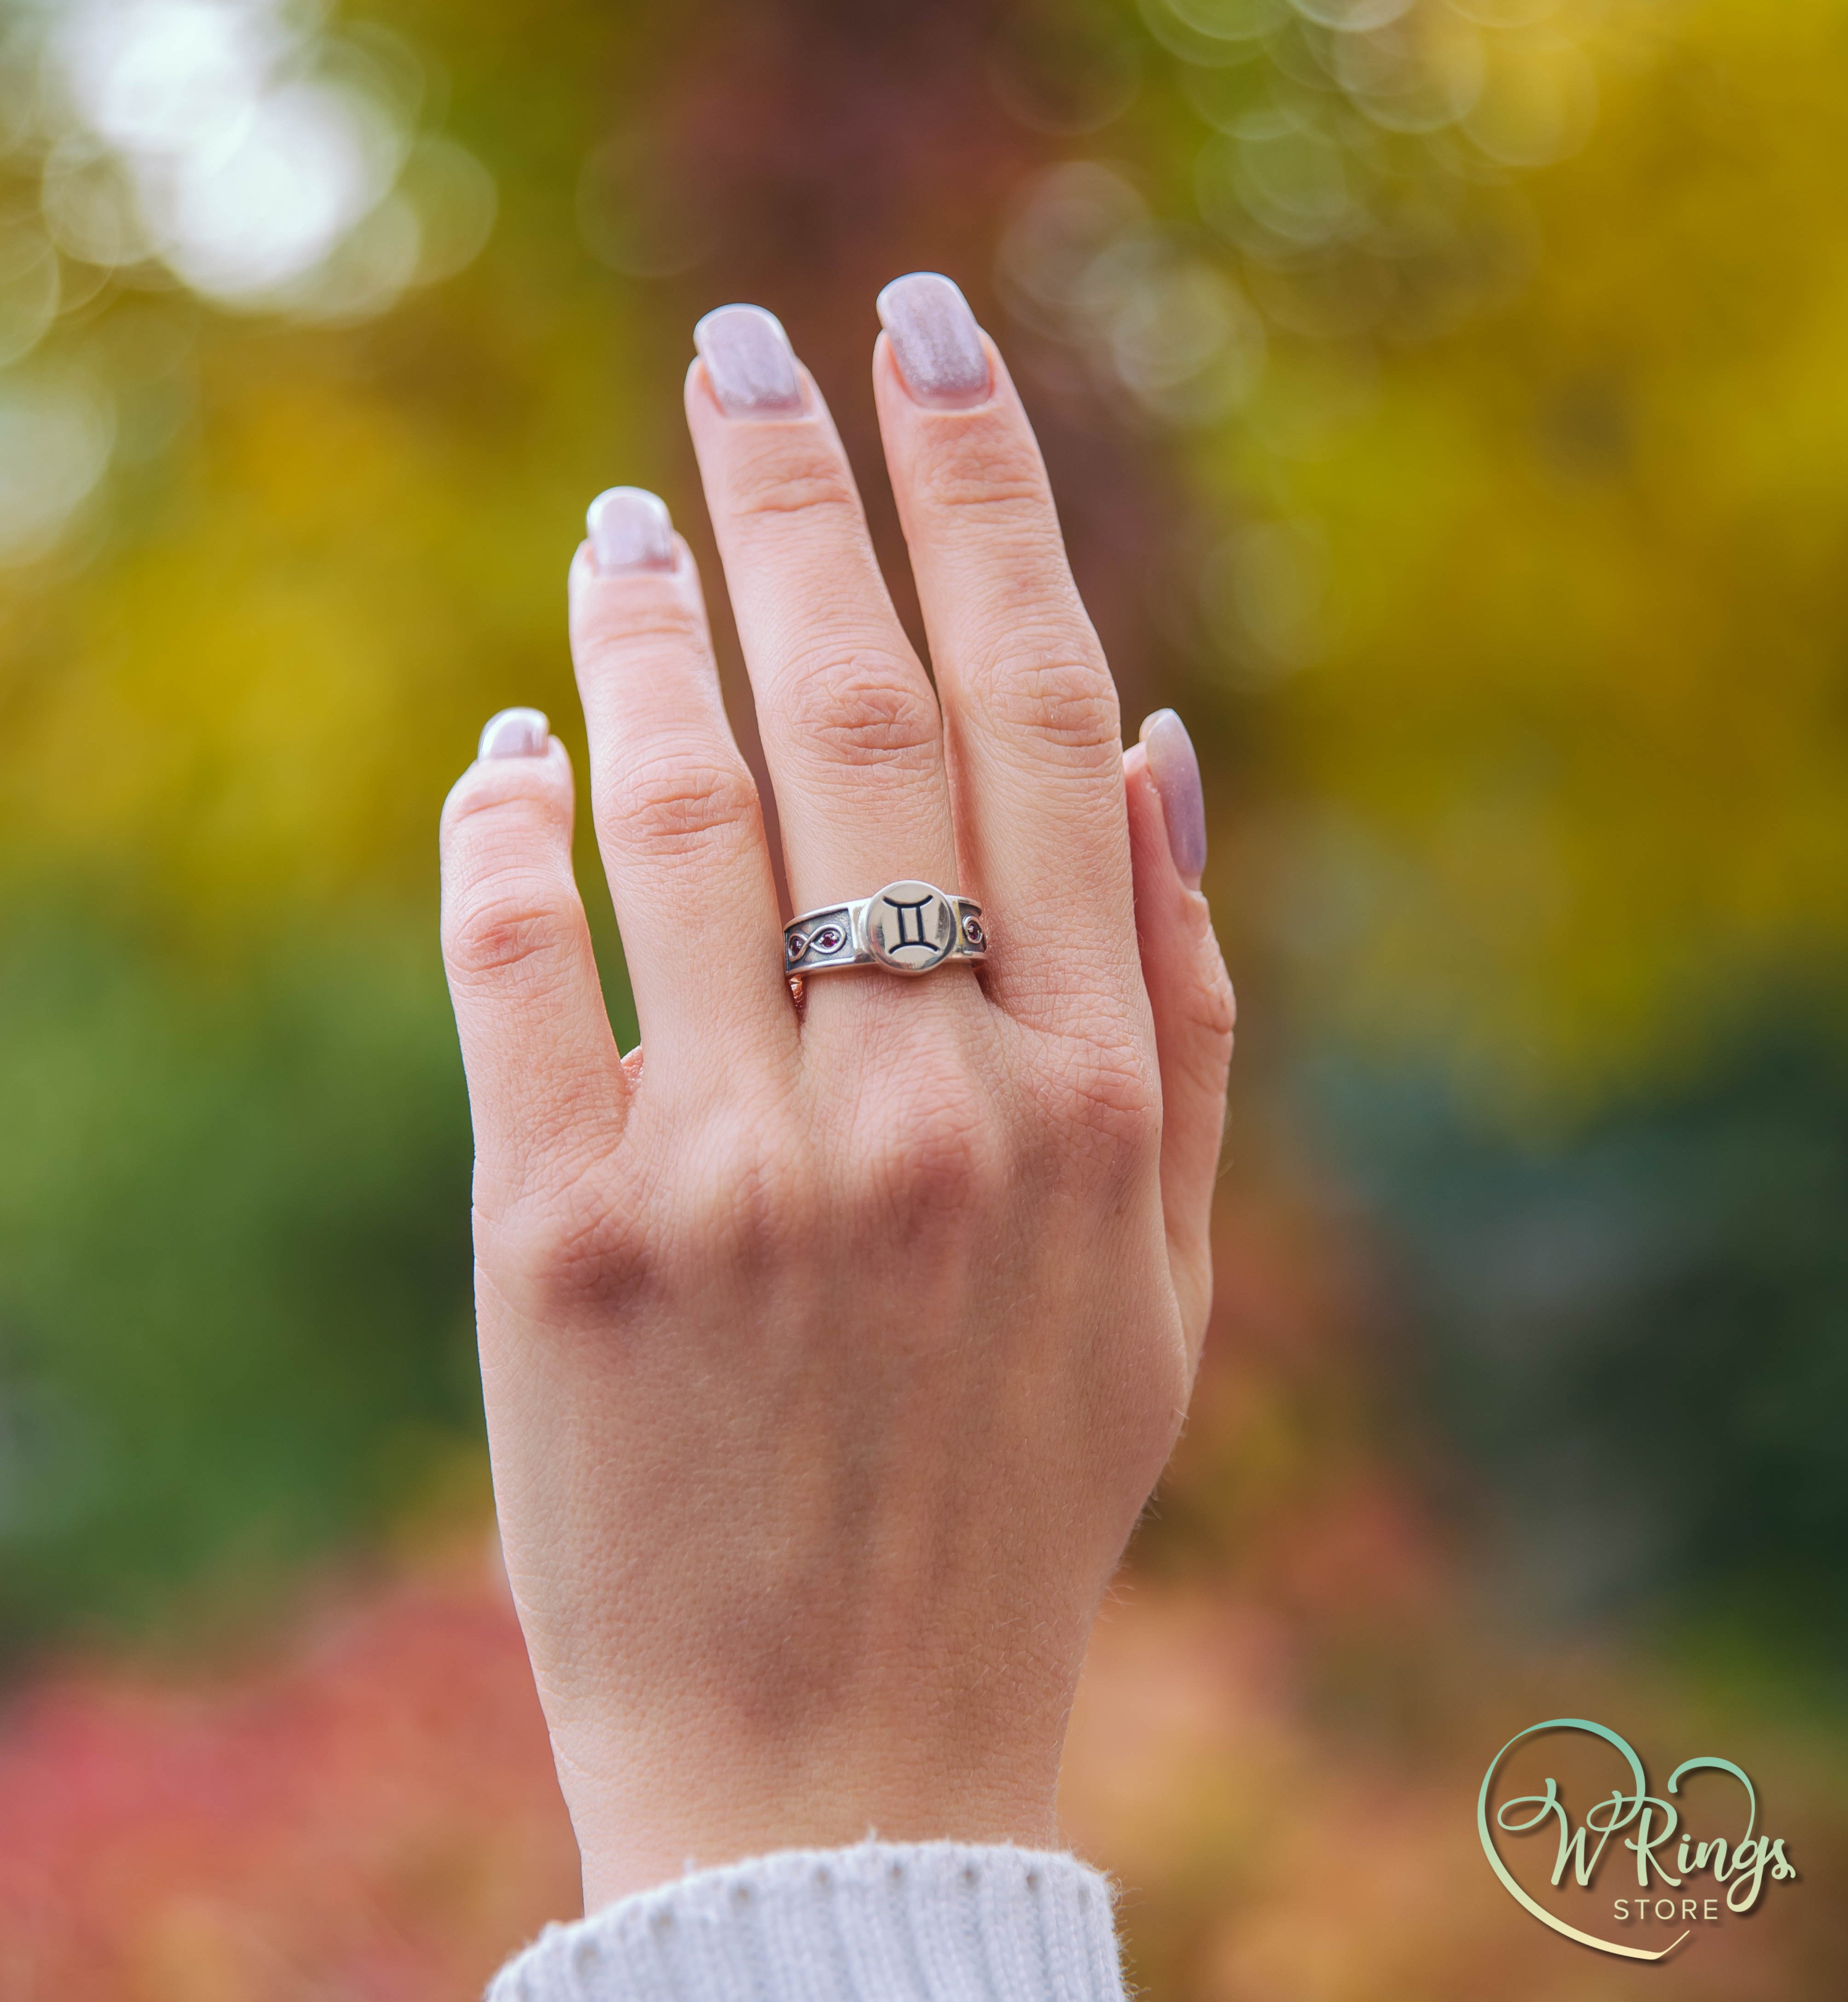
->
[685, 305, 961, 922]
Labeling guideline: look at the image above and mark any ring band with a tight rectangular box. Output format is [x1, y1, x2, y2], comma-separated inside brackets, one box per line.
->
[785, 880, 987, 978]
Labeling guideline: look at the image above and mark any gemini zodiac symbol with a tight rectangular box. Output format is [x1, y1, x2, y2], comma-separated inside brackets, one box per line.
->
[867, 881, 957, 972]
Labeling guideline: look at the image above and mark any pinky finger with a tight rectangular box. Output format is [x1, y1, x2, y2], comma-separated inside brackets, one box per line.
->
[440, 711, 628, 1212]
[1125, 711, 1235, 1368]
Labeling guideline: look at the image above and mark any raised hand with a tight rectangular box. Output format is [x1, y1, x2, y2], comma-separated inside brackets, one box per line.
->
[438, 274, 1234, 1909]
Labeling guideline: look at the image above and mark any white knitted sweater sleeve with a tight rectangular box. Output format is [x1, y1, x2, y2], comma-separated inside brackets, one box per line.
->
[485, 1841, 1130, 2002]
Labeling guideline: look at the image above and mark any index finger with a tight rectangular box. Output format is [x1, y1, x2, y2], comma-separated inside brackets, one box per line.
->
[870, 273, 1138, 1027]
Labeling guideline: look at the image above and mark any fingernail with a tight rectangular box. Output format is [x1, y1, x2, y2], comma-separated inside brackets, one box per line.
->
[1139, 710, 1207, 888]
[587, 487, 675, 573]
[479, 708, 550, 760]
[694, 303, 803, 417]
[877, 272, 991, 410]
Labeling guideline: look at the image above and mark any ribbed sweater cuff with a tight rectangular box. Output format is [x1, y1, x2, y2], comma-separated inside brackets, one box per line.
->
[485, 1840, 1129, 2002]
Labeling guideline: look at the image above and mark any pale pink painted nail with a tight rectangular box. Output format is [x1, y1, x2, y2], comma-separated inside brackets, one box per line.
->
[1139, 709, 1207, 887]
[587, 487, 675, 573]
[877, 272, 991, 410]
[479, 708, 549, 760]
[693, 304, 803, 417]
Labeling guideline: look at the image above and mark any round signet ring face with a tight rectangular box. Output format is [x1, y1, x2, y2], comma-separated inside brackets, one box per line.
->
[865, 880, 959, 974]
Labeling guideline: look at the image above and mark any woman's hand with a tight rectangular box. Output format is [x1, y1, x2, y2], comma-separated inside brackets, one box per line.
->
[437, 275, 1234, 1911]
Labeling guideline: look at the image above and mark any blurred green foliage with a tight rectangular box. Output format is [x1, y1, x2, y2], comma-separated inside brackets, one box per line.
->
[0, 901, 474, 1643]
[1312, 996, 1848, 1637]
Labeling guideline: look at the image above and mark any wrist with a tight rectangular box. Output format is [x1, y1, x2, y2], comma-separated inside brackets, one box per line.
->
[555, 1720, 1066, 1910]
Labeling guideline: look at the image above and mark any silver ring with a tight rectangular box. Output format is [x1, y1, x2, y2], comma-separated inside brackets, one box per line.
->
[785, 880, 987, 978]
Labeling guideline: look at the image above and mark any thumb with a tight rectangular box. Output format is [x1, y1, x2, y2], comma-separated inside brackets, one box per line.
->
[1125, 710, 1235, 1369]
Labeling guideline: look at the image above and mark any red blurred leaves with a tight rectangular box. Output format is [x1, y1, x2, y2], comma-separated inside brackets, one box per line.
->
[0, 1566, 575, 2001]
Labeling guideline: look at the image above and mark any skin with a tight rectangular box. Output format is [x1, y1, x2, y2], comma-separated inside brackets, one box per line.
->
[437, 307, 1236, 1912]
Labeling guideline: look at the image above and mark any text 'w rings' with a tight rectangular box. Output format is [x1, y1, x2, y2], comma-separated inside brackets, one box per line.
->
[784, 882, 988, 978]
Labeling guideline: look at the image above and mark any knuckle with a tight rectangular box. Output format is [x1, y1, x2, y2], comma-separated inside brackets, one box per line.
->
[1035, 1017, 1162, 1163]
[600, 748, 759, 855]
[443, 870, 575, 987]
[491, 1182, 641, 1325]
[782, 648, 941, 769]
[441, 768, 565, 852]
[913, 427, 1050, 521]
[851, 1058, 1003, 1223]
[574, 596, 706, 675]
[1194, 958, 1238, 1049]
[725, 435, 861, 525]
[1069, 1049, 1162, 1151]
[966, 636, 1120, 754]
[1172, 905, 1238, 1052]
[683, 1122, 817, 1268]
